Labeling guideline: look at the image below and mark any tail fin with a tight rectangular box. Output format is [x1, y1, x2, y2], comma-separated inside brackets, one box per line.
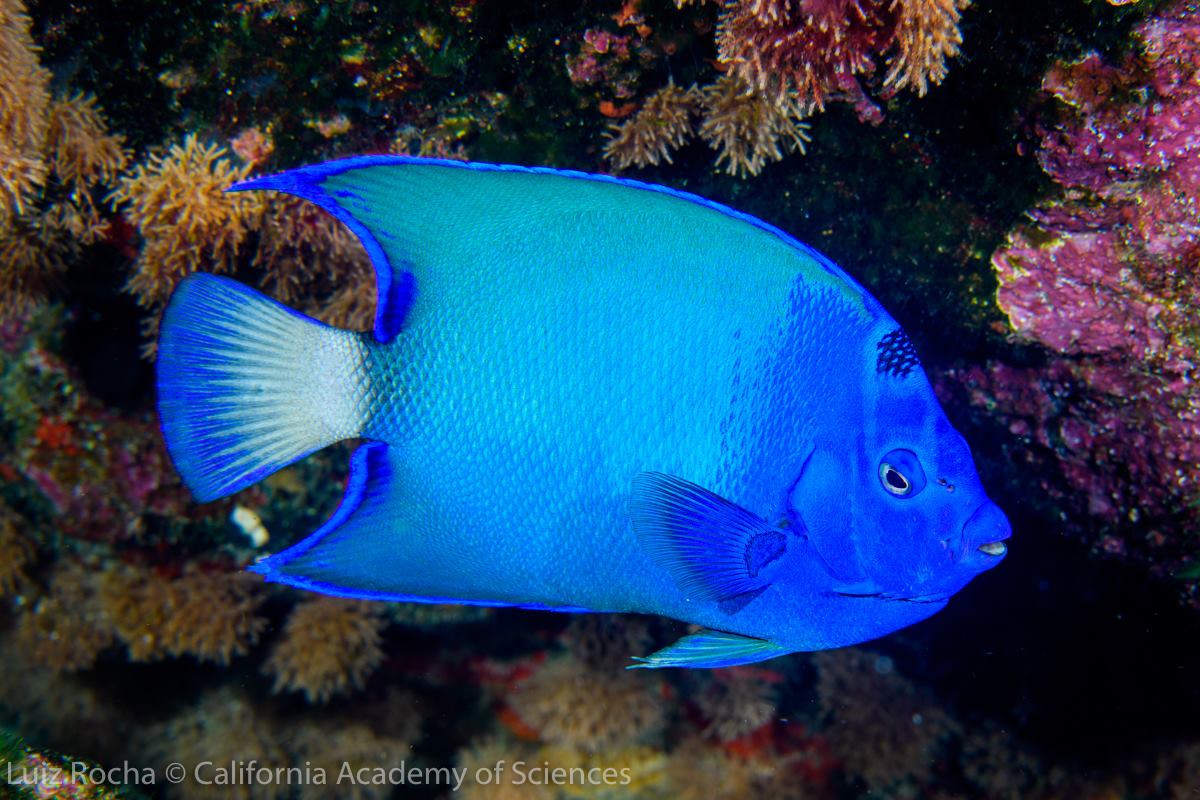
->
[157, 274, 372, 502]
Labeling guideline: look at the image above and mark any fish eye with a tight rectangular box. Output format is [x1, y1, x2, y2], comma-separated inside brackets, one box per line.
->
[878, 449, 927, 498]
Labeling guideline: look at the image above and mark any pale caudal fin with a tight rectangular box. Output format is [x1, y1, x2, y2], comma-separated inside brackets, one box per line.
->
[156, 274, 372, 502]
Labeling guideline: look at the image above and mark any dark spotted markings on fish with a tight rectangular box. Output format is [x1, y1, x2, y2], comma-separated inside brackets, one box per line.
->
[876, 329, 920, 378]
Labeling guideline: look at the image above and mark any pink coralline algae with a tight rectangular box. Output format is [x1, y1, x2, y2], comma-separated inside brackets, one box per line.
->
[566, 28, 640, 99]
[966, 0, 1200, 581]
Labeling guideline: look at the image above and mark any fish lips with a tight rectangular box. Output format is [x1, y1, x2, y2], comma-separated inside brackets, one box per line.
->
[956, 500, 1012, 569]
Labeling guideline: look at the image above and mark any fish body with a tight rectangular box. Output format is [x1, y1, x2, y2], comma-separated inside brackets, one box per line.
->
[157, 158, 1010, 668]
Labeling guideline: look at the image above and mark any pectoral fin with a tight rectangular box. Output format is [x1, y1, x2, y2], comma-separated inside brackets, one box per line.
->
[628, 629, 792, 669]
[630, 472, 786, 606]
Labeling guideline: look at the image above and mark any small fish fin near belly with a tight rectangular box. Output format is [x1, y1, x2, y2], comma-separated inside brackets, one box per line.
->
[250, 442, 590, 611]
[156, 274, 371, 502]
[630, 472, 788, 611]
[628, 628, 793, 669]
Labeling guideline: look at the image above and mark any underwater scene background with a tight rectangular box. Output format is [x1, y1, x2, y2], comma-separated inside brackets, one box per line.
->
[2, 0, 1200, 797]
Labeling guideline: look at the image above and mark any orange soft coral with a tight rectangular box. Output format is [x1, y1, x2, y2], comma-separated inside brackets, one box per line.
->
[0, 0, 51, 221]
[507, 652, 666, 752]
[110, 135, 263, 309]
[45, 93, 129, 201]
[0, 504, 35, 596]
[716, 0, 970, 111]
[100, 564, 266, 664]
[885, 0, 971, 96]
[1, 1, 126, 319]
[254, 193, 376, 330]
[14, 561, 114, 673]
[262, 595, 387, 703]
[603, 82, 701, 171]
[698, 75, 811, 177]
[814, 648, 959, 792]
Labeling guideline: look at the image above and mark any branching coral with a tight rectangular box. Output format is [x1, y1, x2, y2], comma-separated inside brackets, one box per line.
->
[716, 0, 971, 112]
[814, 648, 958, 793]
[0, 503, 35, 596]
[99, 564, 266, 664]
[262, 595, 387, 703]
[109, 135, 263, 310]
[13, 560, 114, 673]
[1, 1, 126, 320]
[885, 0, 970, 96]
[664, 736, 824, 800]
[961, 724, 1044, 800]
[289, 716, 416, 800]
[694, 669, 779, 742]
[0, 635, 134, 763]
[254, 194, 376, 330]
[142, 687, 291, 800]
[45, 93, 129, 216]
[0, 0, 50, 222]
[559, 614, 654, 671]
[506, 652, 665, 752]
[457, 735, 555, 800]
[603, 82, 701, 171]
[699, 75, 811, 177]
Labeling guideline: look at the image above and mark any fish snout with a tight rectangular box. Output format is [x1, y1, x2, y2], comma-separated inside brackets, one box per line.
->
[960, 501, 1011, 566]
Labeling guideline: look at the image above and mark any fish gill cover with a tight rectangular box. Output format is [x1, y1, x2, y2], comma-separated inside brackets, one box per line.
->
[1, 0, 1199, 798]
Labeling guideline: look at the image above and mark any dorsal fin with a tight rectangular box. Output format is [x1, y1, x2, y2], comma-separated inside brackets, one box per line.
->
[229, 157, 884, 344]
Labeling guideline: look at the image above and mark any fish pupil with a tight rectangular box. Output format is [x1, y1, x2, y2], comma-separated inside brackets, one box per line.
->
[881, 464, 911, 495]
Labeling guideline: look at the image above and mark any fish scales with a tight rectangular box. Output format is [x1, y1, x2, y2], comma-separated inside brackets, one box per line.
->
[155, 158, 1010, 668]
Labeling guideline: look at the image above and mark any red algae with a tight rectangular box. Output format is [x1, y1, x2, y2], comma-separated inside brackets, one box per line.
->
[977, 0, 1200, 537]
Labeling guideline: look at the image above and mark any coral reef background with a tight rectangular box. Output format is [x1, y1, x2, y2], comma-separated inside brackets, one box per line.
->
[3, 0, 1200, 798]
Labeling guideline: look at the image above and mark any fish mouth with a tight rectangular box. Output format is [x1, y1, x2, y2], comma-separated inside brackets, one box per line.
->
[977, 540, 1007, 557]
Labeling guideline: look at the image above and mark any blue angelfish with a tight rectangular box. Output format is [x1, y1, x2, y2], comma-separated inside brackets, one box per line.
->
[156, 158, 1011, 669]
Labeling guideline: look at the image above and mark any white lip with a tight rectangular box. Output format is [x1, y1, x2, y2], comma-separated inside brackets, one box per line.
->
[978, 541, 1007, 557]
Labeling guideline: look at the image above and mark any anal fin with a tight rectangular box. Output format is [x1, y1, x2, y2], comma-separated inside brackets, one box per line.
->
[628, 628, 792, 669]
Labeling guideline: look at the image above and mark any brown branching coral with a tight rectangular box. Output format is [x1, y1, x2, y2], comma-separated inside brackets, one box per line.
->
[1, 2, 126, 320]
[457, 735, 555, 800]
[961, 723, 1043, 800]
[45, 93, 129, 201]
[0, 634, 134, 762]
[142, 687, 291, 800]
[560, 614, 655, 670]
[110, 135, 263, 309]
[13, 560, 114, 672]
[603, 82, 701, 171]
[716, 0, 970, 111]
[885, 0, 970, 95]
[699, 75, 812, 177]
[289, 716, 416, 800]
[665, 736, 824, 800]
[0, 503, 35, 596]
[263, 595, 387, 703]
[695, 669, 779, 742]
[254, 194, 376, 331]
[507, 652, 665, 752]
[814, 648, 959, 792]
[0, 0, 50, 222]
[99, 564, 266, 664]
